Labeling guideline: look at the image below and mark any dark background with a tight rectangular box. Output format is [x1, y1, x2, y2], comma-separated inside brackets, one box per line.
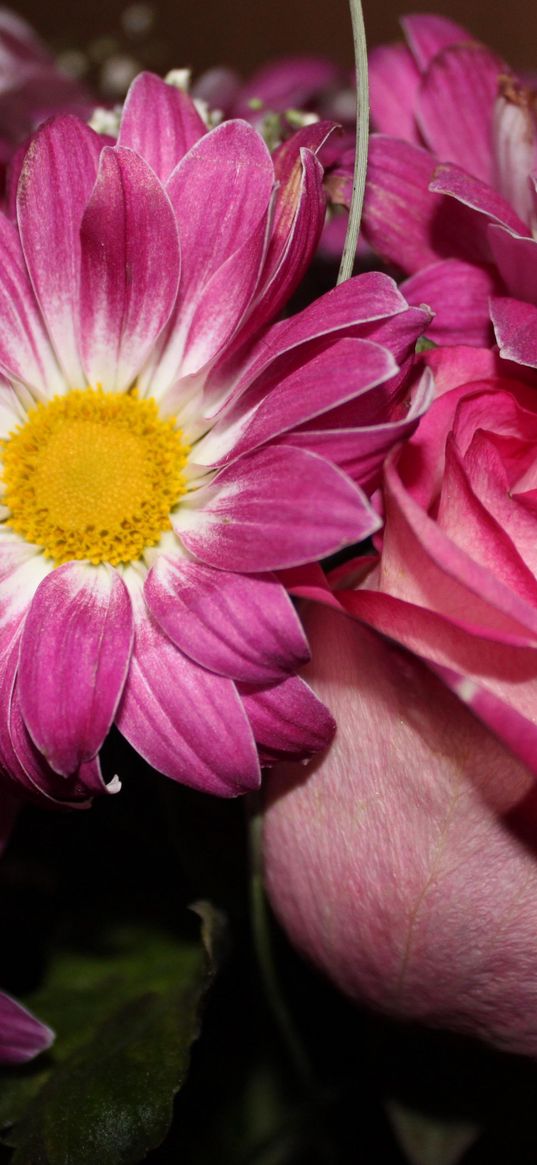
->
[12, 0, 535, 83]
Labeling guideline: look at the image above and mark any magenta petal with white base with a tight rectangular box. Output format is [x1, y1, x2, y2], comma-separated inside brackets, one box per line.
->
[18, 563, 133, 776]
[226, 272, 414, 399]
[0, 217, 63, 396]
[17, 115, 102, 387]
[206, 337, 398, 466]
[166, 120, 273, 310]
[145, 557, 309, 683]
[116, 596, 260, 796]
[118, 72, 206, 182]
[79, 146, 180, 392]
[179, 446, 381, 572]
[0, 991, 54, 1064]
[263, 605, 537, 1058]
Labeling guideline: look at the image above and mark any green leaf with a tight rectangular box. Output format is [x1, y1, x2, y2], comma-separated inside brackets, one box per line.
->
[0, 920, 216, 1165]
[415, 336, 438, 353]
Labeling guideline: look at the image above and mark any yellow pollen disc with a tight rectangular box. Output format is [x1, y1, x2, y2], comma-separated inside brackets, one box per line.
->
[1, 388, 190, 566]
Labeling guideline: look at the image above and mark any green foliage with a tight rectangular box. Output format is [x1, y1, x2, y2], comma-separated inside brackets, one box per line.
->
[0, 924, 213, 1165]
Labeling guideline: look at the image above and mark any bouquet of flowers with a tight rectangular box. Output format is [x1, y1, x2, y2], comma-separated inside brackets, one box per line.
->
[1, 5, 537, 1163]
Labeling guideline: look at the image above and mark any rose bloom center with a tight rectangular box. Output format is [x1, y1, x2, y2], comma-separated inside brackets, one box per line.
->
[1, 388, 190, 566]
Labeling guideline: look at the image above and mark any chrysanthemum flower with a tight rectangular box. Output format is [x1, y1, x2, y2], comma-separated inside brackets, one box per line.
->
[363, 14, 537, 352]
[0, 73, 430, 803]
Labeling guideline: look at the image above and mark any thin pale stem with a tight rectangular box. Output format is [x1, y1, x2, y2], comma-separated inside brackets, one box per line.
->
[337, 0, 369, 284]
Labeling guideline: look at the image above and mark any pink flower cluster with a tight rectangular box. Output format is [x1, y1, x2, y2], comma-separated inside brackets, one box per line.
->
[264, 16, 537, 1060]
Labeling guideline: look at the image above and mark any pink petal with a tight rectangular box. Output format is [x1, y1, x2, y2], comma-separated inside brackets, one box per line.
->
[116, 593, 260, 795]
[165, 119, 273, 309]
[118, 71, 206, 182]
[79, 146, 180, 392]
[278, 369, 433, 491]
[17, 115, 103, 386]
[363, 136, 487, 275]
[438, 431, 537, 585]
[240, 146, 326, 345]
[222, 272, 413, 401]
[369, 43, 421, 141]
[263, 604, 537, 1057]
[178, 202, 270, 378]
[9, 678, 103, 806]
[240, 673, 335, 764]
[206, 337, 398, 466]
[491, 296, 537, 367]
[342, 586, 537, 780]
[178, 446, 381, 572]
[0, 213, 63, 395]
[233, 56, 340, 117]
[402, 258, 498, 346]
[152, 120, 274, 388]
[415, 44, 504, 182]
[145, 556, 309, 682]
[378, 452, 537, 638]
[401, 13, 470, 70]
[422, 343, 509, 397]
[18, 563, 133, 776]
[0, 992, 54, 1064]
[429, 161, 530, 235]
[493, 92, 537, 228]
[271, 120, 338, 187]
[488, 225, 537, 303]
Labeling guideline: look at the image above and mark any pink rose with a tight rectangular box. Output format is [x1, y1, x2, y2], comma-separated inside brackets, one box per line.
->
[263, 601, 537, 1056]
[341, 345, 537, 776]
[263, 344, 537, 1055]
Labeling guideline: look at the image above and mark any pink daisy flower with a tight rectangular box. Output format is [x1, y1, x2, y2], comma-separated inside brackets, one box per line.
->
[0, 72, 430, 804]
[363, 14, 537, 352]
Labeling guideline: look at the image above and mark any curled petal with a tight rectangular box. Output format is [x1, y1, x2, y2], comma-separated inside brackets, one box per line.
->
[402, 258, 498, 346]
[79, 146, 180, 392]
[18, 562, 133, 776]
[491, 296, 537, 367]
[177, 446, 381, 572]
[17, 115, 103, 387]
[240, 672, 335, 765]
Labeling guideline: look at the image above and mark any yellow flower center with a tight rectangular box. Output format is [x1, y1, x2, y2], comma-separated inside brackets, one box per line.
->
[1, 388, 189, 566]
